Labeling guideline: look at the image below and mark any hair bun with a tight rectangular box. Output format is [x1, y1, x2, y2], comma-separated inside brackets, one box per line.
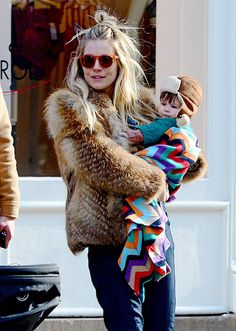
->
[94, 10, 118, 27]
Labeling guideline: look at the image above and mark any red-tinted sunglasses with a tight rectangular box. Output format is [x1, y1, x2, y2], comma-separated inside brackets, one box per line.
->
[80, 54, 119, 69]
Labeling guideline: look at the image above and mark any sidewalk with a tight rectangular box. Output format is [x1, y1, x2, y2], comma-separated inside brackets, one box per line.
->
[37, 314, 236, 331]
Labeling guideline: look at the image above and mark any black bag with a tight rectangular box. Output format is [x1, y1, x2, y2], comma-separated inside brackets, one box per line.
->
[0, 264, 60, 331]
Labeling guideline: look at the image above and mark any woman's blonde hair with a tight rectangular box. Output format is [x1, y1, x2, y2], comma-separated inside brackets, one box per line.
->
[65, 10, 155, 130]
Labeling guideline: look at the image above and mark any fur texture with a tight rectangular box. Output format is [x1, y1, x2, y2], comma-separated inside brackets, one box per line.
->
[183, 152, 207, 183]
[45, 88, 166, 254]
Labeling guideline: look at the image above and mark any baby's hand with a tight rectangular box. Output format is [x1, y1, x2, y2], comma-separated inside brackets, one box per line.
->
[127, 129, 144, 145]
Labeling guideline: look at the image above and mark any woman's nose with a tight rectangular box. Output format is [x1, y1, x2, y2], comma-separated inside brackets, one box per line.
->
[93, 59, 102, 70]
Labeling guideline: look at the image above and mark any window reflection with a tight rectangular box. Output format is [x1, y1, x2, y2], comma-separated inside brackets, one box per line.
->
[11, 0, 156, 176]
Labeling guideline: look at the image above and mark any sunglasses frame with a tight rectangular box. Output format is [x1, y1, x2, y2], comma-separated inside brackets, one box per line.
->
[79, 54, 119, 69]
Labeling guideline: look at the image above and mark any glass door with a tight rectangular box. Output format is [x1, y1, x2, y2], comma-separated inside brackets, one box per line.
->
[10, 0, 156, 177]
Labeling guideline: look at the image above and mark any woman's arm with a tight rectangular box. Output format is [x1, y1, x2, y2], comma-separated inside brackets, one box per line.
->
[0, 87, 19, 248]
[0, 87, 20, 219]
[45, 89, 166, 199]
[59, 130, 166, 199]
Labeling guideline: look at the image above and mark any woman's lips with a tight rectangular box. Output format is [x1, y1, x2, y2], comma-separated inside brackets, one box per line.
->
[91, 75, 105, 80]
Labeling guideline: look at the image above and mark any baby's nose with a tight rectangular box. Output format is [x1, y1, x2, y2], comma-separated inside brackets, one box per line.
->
[163, 106, 171, 112]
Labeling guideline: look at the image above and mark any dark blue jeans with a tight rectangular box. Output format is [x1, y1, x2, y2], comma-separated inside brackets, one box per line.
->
[88, 221, 176, 331]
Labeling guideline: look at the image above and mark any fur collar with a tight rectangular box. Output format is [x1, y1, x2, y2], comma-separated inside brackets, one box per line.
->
[45, 88, 129, 151]
[45, 88, 118, 135]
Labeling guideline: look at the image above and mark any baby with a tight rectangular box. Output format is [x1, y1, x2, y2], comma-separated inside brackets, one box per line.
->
[119, 75, 207, 300]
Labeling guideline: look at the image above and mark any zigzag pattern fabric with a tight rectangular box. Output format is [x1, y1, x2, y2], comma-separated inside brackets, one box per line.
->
[139, 126, 201, 197]
[118, 125, 201, 300]
[119, 197, 171, 301]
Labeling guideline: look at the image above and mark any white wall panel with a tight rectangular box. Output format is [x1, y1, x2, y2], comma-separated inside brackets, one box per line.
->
[168, 202, 230, 314]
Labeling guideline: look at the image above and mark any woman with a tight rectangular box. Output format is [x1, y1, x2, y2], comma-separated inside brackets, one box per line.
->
[45, 10, 175, 330]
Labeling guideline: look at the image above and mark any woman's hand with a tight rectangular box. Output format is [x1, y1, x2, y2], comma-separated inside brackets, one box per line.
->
[158, 182, 170, 202]
[0, 216, 15, 249]
[146, 182, 169, 203]
[127, 128, 144, 145]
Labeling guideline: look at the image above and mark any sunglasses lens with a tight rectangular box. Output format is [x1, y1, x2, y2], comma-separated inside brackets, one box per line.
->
[80, 55, 116, 68]
[99, 55, 113, 68]
[81, 55, 95, 68]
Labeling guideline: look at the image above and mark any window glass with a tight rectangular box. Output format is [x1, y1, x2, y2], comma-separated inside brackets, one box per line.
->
[11, 0, 156, 176]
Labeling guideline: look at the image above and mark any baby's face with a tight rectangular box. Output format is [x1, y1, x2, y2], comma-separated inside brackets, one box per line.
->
[158, 98, 181, 118]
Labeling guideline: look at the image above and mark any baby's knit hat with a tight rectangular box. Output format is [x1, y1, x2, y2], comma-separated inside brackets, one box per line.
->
[160, 75, 203, 118]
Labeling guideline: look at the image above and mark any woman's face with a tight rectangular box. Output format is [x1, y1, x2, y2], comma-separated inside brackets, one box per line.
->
[81, 39, 119, 98]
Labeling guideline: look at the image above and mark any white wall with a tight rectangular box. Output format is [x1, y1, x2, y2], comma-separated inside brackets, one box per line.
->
[156, 0, 207, 154]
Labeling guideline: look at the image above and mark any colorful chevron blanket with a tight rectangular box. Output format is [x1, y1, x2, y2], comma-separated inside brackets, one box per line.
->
[118, 125, 201, 301]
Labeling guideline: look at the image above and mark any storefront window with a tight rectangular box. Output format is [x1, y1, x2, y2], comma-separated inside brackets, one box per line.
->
[11, 0, 156, 176]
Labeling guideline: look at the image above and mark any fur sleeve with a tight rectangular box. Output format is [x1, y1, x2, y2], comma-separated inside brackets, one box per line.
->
[61, 132, 166, 199]
[45, 89, 166, 199]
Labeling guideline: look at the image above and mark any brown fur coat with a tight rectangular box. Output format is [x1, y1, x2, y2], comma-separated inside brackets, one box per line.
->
[45, 88, 167, 254]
